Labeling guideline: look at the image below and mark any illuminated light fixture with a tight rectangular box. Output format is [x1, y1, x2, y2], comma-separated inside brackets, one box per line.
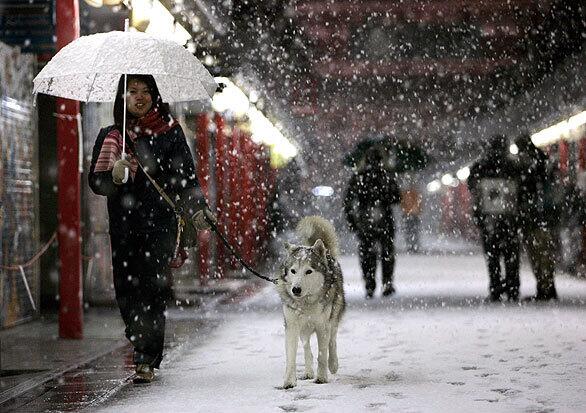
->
[131, 0, 153, 32]
[427, 180, 442, 193]
[84, 0, 103, 7]
[212, 77, 249, 116]
[567, 110, 586, 132]
[172, 21, 192, 45]
[248, 106, 298, 160]
[203, 55, 215, 66]
[212, 77, 298, 163]
[509, 144, 519, 155]
[144, 0, 192, 45]
[456, 166, 470, 181]
[312, 186, 334, 197]
[531, 110, 586, 147]
[83, 0, 122, 7]
[441, 173, 457, 187]
[249, 90, 259, 104]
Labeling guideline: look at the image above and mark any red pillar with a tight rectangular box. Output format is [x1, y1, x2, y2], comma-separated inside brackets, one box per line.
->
[228, 127, 241, 269]
[214, 113, 227, 279]
[579, 138, 586, 274]
[559, 140, 569, 177]
[240, 135, 255, 264]
[56, 0, 82, 339]
[195, 114, 211, 284]
[579, 138, 586, 170]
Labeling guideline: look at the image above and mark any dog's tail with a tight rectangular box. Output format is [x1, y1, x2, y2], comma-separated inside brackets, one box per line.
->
[296, 216, 339, 258]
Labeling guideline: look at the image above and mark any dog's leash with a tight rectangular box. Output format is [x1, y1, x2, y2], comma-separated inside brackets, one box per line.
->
[129, 152, 277, 284]
[204, 215, 278, 284]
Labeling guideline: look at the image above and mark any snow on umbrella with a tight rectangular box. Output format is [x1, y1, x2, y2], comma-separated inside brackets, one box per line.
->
[33, 28, 217, 181]
[32, 30, 217, 103]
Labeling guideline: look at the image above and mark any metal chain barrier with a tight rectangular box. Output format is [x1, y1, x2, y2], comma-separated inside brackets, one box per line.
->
[1, 231, 57, 310]
[0, 231, 58, 271]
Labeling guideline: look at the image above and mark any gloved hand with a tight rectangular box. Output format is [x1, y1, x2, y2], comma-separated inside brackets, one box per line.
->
[112, 157, 132, 185]
[191, 207, 217, 231]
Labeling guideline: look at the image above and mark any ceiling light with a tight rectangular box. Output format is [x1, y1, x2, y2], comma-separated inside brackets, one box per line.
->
[84, 0, 103, 7]
[427, 180, 441, 193]
[456, 166, 470, 181]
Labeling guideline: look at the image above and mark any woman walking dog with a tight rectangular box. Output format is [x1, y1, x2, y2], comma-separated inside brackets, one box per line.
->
[89, 75, 212, 383]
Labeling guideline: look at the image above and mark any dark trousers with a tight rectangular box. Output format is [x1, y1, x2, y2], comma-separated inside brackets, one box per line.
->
[480, 220, 520, 300]
[110, 229, 174, 368]
[404, 215, 420, 252]
[358, 229, 395, 293]
[522, 226, 557, 299]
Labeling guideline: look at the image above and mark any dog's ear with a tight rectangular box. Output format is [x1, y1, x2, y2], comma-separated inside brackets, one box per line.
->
[312, 239, 327, 258]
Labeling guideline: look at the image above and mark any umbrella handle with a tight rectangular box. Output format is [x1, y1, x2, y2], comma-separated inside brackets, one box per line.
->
[122, 72, 127, 158]
[119, 19, 130, 185]
[121, 19, 130, 170]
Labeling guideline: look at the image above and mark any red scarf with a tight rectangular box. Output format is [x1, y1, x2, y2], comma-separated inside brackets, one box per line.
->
[94, 107, 179, 179]
[126, 107, 179, 141]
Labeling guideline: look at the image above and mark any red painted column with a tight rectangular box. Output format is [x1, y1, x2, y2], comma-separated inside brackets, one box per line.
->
[559, 140, 569, 177]
[578, 138, 586, 170]
[240, 135, 254, 264]
[56, 0, 82, 338]
[229, 128, 242, 269]
[214, 113, 226, 279]
[258, 145, 272, 258]
[578, 135, 586, 276]
[195, 113, 210, 284]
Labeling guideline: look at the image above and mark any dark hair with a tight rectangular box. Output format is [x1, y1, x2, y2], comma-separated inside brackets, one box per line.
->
[113, 74, 171, 127]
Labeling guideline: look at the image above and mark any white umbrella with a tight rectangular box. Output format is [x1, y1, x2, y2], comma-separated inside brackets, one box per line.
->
[33, 25, 217, 181]
[33, 30, 217, 103]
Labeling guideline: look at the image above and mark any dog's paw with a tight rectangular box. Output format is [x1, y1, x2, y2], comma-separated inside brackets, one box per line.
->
[328, 357, 339, 374]
[283, 380, 297, 389]
[314, 376, 328, 384]
[300, 372, 314, 380]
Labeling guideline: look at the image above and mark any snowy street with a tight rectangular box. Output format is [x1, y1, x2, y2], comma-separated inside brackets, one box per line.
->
[4, 3, 586, 412]
[99, 254, 586, 413]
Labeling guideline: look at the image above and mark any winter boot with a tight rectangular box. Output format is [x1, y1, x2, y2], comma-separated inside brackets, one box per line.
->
[133, 364, 155, 383]
[382, 283, 396, 297]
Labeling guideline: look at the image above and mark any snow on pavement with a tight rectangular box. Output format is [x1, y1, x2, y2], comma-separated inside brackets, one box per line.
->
[100, 254, 586, 413]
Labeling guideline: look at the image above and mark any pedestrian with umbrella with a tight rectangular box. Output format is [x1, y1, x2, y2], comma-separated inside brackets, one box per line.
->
[343, 134, 428, 298]
[34, 28, 217, 383]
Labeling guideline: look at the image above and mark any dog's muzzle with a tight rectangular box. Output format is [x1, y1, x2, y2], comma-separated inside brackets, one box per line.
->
[292, 286, 302, 296]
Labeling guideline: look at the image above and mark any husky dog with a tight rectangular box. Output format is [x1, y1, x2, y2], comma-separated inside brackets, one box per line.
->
[276, 216, 346, 389]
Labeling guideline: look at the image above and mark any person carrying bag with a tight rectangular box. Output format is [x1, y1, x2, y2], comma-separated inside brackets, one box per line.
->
[89, 74, 214, 383]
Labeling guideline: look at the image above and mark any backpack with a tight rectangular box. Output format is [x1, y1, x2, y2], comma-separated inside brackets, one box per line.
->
[478, 178, 518, 215]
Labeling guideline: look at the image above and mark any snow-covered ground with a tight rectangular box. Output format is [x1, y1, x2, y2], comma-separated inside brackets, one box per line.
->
[100, 254, 586, 413]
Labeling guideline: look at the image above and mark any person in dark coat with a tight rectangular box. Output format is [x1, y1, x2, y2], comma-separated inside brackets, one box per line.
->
[89, 75, 211, 383]
[468, 135, 522, 302]
[515, 133, 558, 300]
[344, 146, 401, 298]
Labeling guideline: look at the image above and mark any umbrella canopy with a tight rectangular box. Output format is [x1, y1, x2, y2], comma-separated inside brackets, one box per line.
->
[33, 31, 217, 103]
[343, 134, 430, 173]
